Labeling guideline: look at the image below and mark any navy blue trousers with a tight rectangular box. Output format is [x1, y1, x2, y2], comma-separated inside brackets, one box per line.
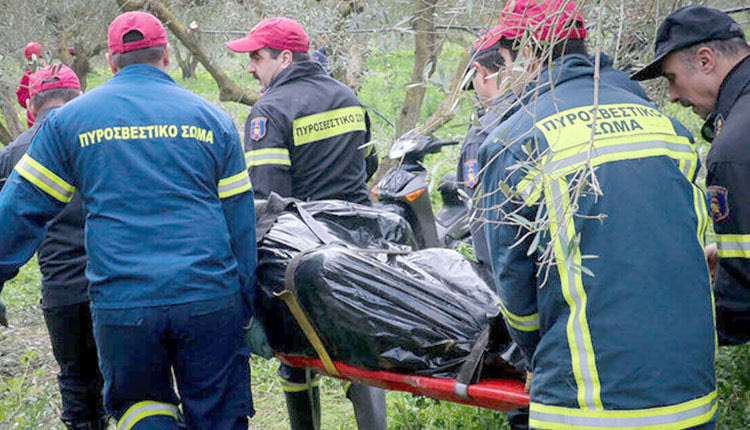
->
[91, 294, 253, 429]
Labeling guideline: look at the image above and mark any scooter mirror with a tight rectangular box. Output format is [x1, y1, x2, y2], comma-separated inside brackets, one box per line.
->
[388, 138, 420, 159]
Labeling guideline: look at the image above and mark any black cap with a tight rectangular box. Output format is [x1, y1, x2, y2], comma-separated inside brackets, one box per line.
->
[631, 5, 745, 81]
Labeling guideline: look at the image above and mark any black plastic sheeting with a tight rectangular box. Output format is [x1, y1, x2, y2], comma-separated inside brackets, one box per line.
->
[254, 193, 505, 378]
[290, 246, 502, 376]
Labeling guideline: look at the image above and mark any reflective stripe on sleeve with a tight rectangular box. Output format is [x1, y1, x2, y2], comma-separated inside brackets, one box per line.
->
[117, 401, 180, 430]
[716, 234, 750, 258]
[13, 154, 76, 203]
[245, 148, 291, 167]
[218, 170, 252, 199]
[499, 299, 540, 332]
[529, 390, 717, 430]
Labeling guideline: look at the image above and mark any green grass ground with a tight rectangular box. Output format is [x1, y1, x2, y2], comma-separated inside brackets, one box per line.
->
[2, 47, 749, 429]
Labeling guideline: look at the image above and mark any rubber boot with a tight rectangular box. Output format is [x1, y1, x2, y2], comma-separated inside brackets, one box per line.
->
[346, 383, 387, 430]
[284, 387, 321, 430]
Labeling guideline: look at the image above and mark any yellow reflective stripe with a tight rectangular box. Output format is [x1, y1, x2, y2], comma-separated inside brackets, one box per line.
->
[292, 106, 367, 146]
[218, 170, 252, 199]
[278, 374, 322, 392]
[515, 135, 696, 207]
[498, 298, 540, 332]
[14, 154, 76, 203]
[545, 178, 602, 411]
[692, 186, 709, 249]
[528, 390, 717, 430]
[117, 401, 179, 430]
[245, 148, 291, 167]
[716, 234, 750, 258]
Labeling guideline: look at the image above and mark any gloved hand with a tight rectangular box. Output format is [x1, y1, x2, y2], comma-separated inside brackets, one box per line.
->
[0, 299, 8, 327]
[245, 317, 273, 359]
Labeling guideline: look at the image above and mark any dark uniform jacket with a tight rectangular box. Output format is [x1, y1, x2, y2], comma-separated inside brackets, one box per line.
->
[243, 61, 373, 205]
[480, 54, 716, 428]
[704, 55, 750, 345]
[0, 65, 256, 312]
[0, 108, 88, 308]
[457, 93, 516, 265]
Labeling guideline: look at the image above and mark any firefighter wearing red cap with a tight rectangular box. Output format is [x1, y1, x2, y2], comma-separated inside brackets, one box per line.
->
[16, 42, 47, 128]
[479, 1, 716, 429]
[0, 11, 257, 430]
[0, 65, 108, 430]
[226, 16, 385, 430]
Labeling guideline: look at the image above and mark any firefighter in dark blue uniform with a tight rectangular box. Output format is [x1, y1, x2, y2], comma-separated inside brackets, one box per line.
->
[480, 1, 716, 429]
[0, 12, 257, 429]
[0, 65, 106, 430]
[633, 4, 750, 346]
[226, 17, 385, 430]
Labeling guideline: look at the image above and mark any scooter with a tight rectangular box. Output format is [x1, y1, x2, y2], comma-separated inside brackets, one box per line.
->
[371, 133, 471, 249]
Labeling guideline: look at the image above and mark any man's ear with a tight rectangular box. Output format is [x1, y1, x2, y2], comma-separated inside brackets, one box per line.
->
[106, 53, 119, 74]
[162, 44, 171, 68]
[281, 50, 294, 68]
[27, 98, 37, 118]
[695, 47, 716, 74]
[473, 62, 488, 80]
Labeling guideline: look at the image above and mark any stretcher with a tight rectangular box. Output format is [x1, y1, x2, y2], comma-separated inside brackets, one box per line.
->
[277, 353, 530, 411]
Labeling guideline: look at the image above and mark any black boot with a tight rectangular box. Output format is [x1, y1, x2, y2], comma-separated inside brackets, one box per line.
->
[346, 383, 387, 430]
[284, 387, 321, 430]
[64, 417, 108, 430]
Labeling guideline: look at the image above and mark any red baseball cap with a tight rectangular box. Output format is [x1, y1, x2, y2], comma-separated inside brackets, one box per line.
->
[226, 17, 309, 53]
[29, 64, 81, 97]
[500, 0, 586, 42]
[108, 11, 168, 55]
[473, 22, 514, 51]
[24, 42, 45, 60]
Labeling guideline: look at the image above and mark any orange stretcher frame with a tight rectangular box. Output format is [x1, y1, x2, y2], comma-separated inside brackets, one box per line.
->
[277, 353, 530, 411]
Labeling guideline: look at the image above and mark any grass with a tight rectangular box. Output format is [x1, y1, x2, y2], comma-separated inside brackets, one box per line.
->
[2, 46, 749, 429]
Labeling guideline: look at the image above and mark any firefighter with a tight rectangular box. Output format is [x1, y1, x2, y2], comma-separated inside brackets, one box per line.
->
[0, 11, 256, 429]
[632, 4, 750, 346]
[0, 64, 106, 430]
[16, 42, 47, 128]
[480, 1, 716, 429]
[226, 16, 386, 430]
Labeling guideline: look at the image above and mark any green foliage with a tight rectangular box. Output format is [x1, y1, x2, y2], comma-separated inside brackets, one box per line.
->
[2, 41, 749, 430]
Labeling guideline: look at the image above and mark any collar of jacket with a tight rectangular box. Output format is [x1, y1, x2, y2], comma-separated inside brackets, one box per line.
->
[520, 54, 595, 105]
[702, 55, 750, 142]
[112, 64, 176, 84]
[267, 60, 327, 91]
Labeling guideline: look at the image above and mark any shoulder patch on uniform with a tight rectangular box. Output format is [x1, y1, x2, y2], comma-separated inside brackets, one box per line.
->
[714, 114, 724, 138]
[249, 117, 267, 141]
[708, 185, 729, 223]
[464, 159, 479, 189]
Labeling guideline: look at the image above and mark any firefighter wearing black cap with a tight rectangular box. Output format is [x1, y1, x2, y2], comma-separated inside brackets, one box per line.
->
[226, 16, 386, 430]
[633, 4, 750, 345]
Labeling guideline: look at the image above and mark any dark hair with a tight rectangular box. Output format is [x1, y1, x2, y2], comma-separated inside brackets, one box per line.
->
[111, 30, 167, 68]
[474, 39, 519, 72]
[680, 37, 750, 66]
[266, 47, 311, 63]
[30, 88, 79, 111]
[533, 38, 588, 60]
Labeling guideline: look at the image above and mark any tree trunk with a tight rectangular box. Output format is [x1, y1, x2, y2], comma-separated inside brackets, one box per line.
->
[117, 0, 261, 106]
[57, 41, 107, 92]
[0, 80, 24, 144]
[396, 0, 442, 137]
[415, 49, 471, 135]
